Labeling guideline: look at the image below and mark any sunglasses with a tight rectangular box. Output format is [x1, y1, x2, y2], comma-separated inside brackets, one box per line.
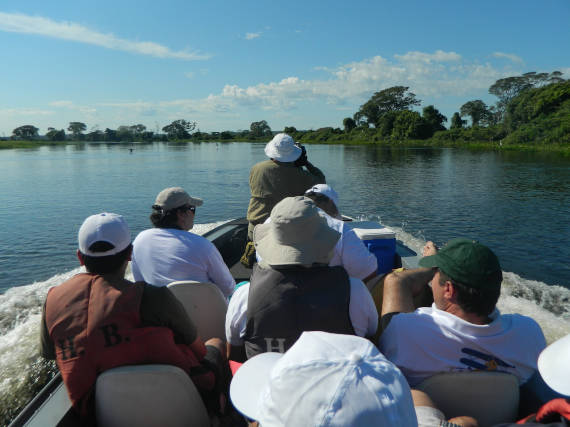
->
[181, 205, 196, 213]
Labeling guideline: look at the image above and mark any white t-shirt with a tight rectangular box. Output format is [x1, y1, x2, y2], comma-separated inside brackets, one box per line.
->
[131, 228, 235, 297]
[225, 278, 378, 345]
[256, 212, 377, 280]
[379, 304, 546, 386]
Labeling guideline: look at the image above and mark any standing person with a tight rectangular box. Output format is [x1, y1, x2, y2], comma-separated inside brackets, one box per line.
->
[246, 133, 325, 240]
[379, 238, 546, 387]
[40, 213, 227, 419]
[131, 187, 235, 297]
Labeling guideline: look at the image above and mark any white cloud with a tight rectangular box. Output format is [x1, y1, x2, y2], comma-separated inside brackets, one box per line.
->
[245, 32, 261, 40]
[492, 52, 524, 63]
[49, 100, 74, 107]
[0, 12, 210, 60]
[184, 72, 195, 79]
[395, 50, 462, 63]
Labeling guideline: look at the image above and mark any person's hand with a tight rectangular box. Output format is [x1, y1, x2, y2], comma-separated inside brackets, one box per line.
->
[422, 241, 438, 257]
[294, 144, 308, 167]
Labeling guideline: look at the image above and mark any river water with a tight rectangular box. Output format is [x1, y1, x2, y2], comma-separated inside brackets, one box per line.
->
[1, 141, 569, 423]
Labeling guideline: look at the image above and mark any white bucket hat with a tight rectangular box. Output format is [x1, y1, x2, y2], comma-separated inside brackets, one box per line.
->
[305, 184, 340, 208]
[153, 187, 203, 212]
[78, 213, 131, 257]
[230, 331, 418, 427]
[537, 333, 570, 395]
[253, 196, 340, 266]
[264, 133, 302, 162]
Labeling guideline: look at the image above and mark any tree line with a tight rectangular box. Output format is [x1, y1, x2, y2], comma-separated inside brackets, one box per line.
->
[6, 70, 569, 147]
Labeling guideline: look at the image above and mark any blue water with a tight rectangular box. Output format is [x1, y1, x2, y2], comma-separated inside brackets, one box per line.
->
[1, 142, 568, 291]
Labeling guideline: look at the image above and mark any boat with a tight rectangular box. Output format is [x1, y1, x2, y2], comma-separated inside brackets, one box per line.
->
[9, 217, 422, 426]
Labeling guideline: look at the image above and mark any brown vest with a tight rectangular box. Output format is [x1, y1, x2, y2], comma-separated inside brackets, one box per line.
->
[44, 273, 208, 415]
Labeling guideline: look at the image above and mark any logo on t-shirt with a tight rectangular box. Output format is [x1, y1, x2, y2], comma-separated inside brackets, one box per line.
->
[460, 348, 515, 372]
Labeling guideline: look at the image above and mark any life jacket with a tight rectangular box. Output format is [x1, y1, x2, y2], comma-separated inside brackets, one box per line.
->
[44, 273, 212, 416]
[244, 264, 355, 359]
[518, 398, 570, 425]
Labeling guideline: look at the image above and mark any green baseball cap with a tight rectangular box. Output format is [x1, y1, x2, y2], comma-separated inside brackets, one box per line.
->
[419, 238, 502, 289]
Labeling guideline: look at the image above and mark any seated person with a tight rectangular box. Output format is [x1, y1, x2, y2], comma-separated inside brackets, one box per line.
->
[304, 183, 378, 281]
[379, 238, 546, 388]
[256, 184, 378, 282]
[40, 213, 227, 418]
[226, 196, 378, 361]
[304, 183, 342, 219]
[230, 331, 477, 427]
[131, 187, 235, 297]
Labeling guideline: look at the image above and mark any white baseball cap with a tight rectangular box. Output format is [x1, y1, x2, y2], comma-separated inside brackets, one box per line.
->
[537, 333, 570, 395]
[230, 331, 418, 426]
[78, 213, 131, 257]
[305, 184, 340, 208]
[264, 133, 302, 162]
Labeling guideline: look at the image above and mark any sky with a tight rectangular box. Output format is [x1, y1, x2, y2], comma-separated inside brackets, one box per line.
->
[1, 0, 569, 137]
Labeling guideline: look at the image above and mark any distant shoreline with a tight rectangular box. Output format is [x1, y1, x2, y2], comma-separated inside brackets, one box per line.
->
[2, 138, 569, 155]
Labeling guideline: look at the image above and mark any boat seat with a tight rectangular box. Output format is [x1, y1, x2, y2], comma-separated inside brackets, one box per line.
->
[416, 371, 520, 427]
[167, 280, 228, 342]
[95, 364, 209, 427]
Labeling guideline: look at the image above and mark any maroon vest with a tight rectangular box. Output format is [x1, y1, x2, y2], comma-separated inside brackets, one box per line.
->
[44, 273, 209, 415]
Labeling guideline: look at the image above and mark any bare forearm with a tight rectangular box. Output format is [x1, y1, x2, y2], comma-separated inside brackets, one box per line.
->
[381, 268, 435, 317]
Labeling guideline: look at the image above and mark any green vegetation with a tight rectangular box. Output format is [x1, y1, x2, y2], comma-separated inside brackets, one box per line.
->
[2, 72, 568, 154]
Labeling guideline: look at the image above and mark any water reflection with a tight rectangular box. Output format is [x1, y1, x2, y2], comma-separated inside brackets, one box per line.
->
[0, 142, 569, 290]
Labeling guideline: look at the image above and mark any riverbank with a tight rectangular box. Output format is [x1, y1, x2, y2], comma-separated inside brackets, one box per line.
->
[3, 138, 569, 155]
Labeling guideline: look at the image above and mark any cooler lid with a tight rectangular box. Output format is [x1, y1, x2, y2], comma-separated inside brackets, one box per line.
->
[347, 221, 396, 240]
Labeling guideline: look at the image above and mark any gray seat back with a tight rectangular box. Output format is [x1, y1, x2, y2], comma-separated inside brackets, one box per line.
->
[95, 364, 209, 427]
[167, 281, 228, 342]
[417, 371, 519, 427]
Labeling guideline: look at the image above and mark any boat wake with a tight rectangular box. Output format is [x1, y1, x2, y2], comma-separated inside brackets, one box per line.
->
[0, 220, 568, 425]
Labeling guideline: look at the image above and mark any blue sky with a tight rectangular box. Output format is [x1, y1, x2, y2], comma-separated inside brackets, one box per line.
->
[1, 0, 569, 136]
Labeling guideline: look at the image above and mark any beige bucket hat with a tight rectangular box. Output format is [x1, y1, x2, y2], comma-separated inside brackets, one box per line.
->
[253, 196, 340, 266]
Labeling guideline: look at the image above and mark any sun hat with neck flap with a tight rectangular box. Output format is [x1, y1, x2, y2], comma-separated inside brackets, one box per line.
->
[230, 331, 418, 427]
[253, 196, 340, 267]
[264, 133, 302, 162]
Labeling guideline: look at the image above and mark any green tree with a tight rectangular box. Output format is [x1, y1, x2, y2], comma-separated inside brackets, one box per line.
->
[391, 111, 431, 139]
[250, 120, 271, 138]
[46, 127, 66, 141]
[12, 125, 39, 139]
[129, 124, 146, 138]
[104, 128, 117, 141]
[489, 71, 566, 118]
[85, 130, 105, 141]
[342, 117, 356, 132]
[356, 86, 421, 127]
[376, 111, 399, 137]
[450, 112, 466, 129]
[67, 122, 86, 139]
[422, 105, 447, 134]
[162, 119, 196, 139]
[460, 100, 488, 127]
[283, 126, 297, 134]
